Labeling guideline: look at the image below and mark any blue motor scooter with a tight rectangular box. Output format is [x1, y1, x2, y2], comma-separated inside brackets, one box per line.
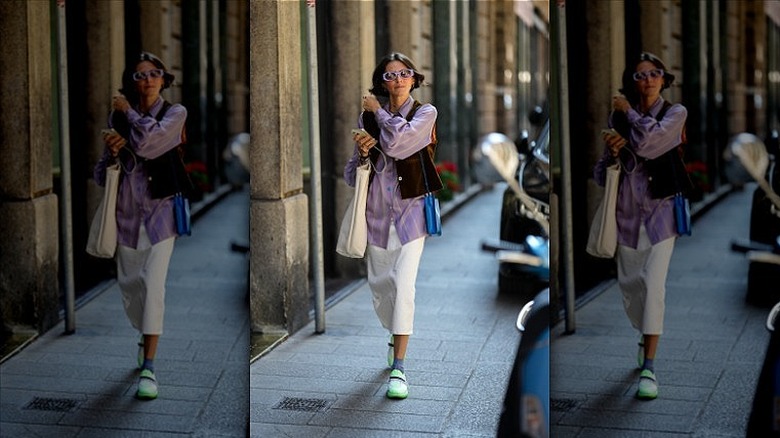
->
[477, 133, 550, 438]
[727, 133, 780, 436]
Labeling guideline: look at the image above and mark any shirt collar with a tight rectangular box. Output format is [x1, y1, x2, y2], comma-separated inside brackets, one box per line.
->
[645, 97, 666, 118]
[137, 97, 165, 117]
[387, 96, 415, 118]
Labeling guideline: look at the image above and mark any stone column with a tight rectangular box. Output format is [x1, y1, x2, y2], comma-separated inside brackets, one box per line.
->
[328, 0, 375, 279]
[585, 1, 623, 219]
[249, 0, 309, 335]
[86, 0, 124, 214]
[0, 1, 59, 333]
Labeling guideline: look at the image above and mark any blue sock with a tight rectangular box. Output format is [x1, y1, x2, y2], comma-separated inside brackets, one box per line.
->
[141, 358, 154, 372]
[642, 358, 654, 372]
[391, 358, 404, 372]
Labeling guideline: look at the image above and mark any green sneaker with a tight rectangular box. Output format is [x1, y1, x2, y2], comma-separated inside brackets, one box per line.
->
[637, 336, 644, 369]
[386, 369, 408, 399]
[387, 335, 394, 368]
[136, 369, 158, 400]
[636, 369, 657, 400]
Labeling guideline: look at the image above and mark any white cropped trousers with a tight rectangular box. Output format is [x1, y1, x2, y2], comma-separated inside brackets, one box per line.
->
[616, 225, 675, 336]
[116, 225, 175, 336]
[366, 223, 425, 335]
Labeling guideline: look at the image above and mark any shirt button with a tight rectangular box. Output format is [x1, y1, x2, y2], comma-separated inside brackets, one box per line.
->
[398, 176, 403, 181]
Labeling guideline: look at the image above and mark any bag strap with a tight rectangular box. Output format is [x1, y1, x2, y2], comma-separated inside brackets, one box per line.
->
[653, 100, 686, 194]
[406, 100, 435, 195]
[419, 149, 431, 194]
[154, 101, 186, 195]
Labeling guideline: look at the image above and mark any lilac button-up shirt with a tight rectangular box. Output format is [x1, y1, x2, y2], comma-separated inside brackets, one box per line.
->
[343, 97, 437, 249]
[94, 97, 187, 249]
[593, 97, 687, 248]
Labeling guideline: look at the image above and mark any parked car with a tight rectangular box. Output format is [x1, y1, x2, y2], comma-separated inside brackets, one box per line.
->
[498, 118, 550, 297]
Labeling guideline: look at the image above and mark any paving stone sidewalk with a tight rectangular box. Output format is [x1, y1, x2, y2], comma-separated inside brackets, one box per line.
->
[551, 183, 771, 438]
[250, 183, 531, 437]
[0, 187, 251, 438]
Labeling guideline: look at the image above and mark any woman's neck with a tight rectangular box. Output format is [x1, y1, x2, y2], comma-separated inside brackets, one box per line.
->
[138, 95, 159, 113]
[388, 94, 409, 113]
[639, 95, 660, 114]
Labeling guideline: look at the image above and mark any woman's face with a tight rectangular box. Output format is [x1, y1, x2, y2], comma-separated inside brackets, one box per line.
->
[634, 60, 663, 100]
[382, 60, 414, 98]
[134, 60, 164, 100]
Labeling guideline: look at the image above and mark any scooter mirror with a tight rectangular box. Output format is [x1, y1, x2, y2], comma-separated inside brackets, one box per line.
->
[729, 133, 769, 182]
[478, 132, 550, 236]
[479, 132, 519, 183]
[729, 133, 780, 210]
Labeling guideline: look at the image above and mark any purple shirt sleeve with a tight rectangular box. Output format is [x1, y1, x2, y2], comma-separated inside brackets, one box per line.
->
[343, 97, 437, 248]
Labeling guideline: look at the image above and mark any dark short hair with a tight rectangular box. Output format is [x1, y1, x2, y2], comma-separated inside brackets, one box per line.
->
[368, 52, 426, 97]
[138, 51, 175, 89]
[119, 51, 175, 104]
[619, 51, 676, 105]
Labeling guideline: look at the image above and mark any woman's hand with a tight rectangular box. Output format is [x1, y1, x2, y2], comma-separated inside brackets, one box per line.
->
[112, 94, 130, 113]
[362, 94, 381, 113]
[603, 132, 627, 157]
[103, 132, 127, 157]
[612, 95, 630, 112]
[353, 131, 377, 158]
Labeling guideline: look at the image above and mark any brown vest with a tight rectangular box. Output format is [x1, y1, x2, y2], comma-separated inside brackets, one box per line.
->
[362, 100, 443, 199]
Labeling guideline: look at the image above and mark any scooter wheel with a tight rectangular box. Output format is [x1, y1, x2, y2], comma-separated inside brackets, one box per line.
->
[746, 261, 780, 308]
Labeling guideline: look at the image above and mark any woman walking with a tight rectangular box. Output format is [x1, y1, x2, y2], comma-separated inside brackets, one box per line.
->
[94, 51, 188, 400]
[343, 52, 442, 399]
[594, 52, 691, 400]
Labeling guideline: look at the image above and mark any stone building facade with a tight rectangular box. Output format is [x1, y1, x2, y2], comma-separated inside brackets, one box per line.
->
[0, 0, 250, 343]
[555, 0, 779, 305]
[1, 0, 549, 343]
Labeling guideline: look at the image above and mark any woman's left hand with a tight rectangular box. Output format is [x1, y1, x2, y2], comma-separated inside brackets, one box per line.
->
[612, 95, 630, 112]
[603, 132, 627, 157]
[112, 94, 130, 113]
[362, 94, 381, 113]
[104, 132, 127, 157]
[354, 131, 377, 158]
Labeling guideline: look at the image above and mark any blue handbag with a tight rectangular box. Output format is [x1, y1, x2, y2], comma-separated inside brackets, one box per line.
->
[167, 146, 192, 237]
[674, 192, 691, 236]
[424, 193, 442, 236]
[419, 150, 442, 236]
[174, 193, 191, 236]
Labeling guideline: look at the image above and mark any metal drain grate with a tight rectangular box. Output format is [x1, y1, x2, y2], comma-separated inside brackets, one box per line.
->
[550, 398, 579, 412]
[24, 397, 79, 412]
[274, 397, 328, 412]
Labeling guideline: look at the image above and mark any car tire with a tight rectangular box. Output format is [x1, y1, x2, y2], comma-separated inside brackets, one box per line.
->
[749, 188, 780, 245]
[746, 261, 780, 308]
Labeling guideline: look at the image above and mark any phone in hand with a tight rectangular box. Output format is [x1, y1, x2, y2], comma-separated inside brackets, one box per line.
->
[101, 128, 118, 137]
[600, 128, 619, 137]
[351, 128, 369, 137]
